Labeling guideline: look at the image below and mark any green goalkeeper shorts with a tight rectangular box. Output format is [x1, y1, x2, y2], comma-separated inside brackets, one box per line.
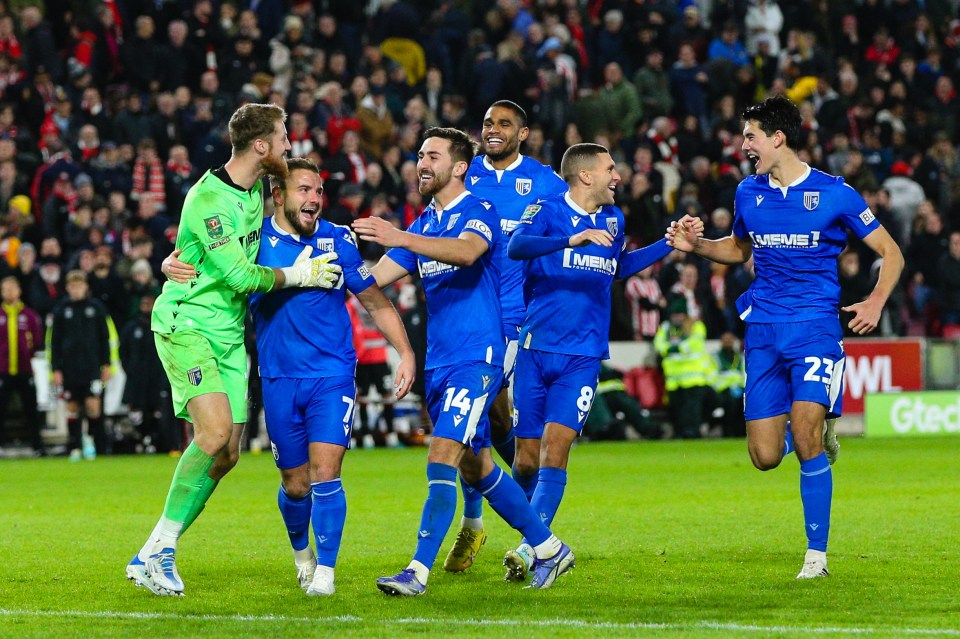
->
[155, 331, 248, 424]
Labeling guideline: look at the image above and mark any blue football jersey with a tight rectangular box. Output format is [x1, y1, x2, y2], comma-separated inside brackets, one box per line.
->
[467, 155, 566, 332]
[733, 166, 880, 323]
[513, 192, 625, 359]
[251, 217, 375, 378]
[387, 191, 505, 370]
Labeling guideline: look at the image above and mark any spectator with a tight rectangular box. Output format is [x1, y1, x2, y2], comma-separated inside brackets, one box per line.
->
[669, 43, 710, 134]
[624, 264, 665, 341]
[130, 139, 166, 212]
[744, 0, 784, 56]
[938, 231, 960, 327]
[597, 62, 642, 145]
[19, 6, 62, 81]
[632, 49, 673, 120]
[838, 251, 875, 338]
[0, 275, 45, 454]
[710, 331, 746, 438]
[357, 85, 396, 159]
[653, 296, 715, 439]
[883, 160, 926, 244]
[123, 15, 162, 95]
[89, 245, 128, 325]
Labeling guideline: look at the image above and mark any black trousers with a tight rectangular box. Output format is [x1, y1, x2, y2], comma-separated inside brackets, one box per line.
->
[0, 374, 43, 449]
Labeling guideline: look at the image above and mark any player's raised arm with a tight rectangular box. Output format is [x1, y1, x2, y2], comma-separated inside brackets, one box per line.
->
[842, 225, 904, 335]
[353, 216, 490, 267]
[355, 286, 416, 399]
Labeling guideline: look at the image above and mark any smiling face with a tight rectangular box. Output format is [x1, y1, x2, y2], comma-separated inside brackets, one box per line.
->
[276, 168, 323, 236]
[417, 136, 457, 197]
[741, 119, 779, 176]
[586, 151, 620, 207]
[481, 105, 527, 164]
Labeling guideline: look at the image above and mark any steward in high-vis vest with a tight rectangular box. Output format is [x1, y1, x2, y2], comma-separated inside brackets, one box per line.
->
[653, 295, 715, 438]
[712, 331, 746, 437]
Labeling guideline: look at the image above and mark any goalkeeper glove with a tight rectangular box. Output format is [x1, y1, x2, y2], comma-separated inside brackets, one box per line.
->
[281, 246, 342, 289]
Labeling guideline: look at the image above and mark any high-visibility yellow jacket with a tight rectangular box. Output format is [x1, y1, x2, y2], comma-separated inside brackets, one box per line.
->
[653, 319, 715, 391]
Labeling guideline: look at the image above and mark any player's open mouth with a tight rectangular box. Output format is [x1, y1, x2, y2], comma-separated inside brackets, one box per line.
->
[748, 153, 761, 169]
[419, 173, 433, 185]
[485, 136, 504, 148]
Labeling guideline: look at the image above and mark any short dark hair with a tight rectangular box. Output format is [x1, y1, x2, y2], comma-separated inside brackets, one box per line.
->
[422, 127, 478, 168]
[741, 95, 802, 150]
[560, 143, 609, 184]
[489, 100, 527, 127]
[228, 102, 287, 152]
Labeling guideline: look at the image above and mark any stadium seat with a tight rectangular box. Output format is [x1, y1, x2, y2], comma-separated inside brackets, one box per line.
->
[625, 367, 666, 409]
[942, 324, 960, 339]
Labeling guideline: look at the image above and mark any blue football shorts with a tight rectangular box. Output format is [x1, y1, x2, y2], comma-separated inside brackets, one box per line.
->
[262, 375, 356, 469]
[424, 362, 503, 455]
[743, 320, 845, 421]
[513, 348, 602, 438]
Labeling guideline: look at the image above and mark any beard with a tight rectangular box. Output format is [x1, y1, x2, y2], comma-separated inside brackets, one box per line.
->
[259, 143, 289, 180]
[283, 203, 317, 236]
[418, 166, 452, 197]
[482, 136, 519, 163]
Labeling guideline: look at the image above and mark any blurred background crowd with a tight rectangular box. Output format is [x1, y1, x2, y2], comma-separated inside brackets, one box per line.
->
[1, 0, 960, 455]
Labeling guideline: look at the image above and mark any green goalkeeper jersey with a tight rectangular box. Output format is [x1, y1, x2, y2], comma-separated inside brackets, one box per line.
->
[152, 168, 276, 345]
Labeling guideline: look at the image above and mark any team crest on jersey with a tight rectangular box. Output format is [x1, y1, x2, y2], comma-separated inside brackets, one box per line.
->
[204, 215, 223, 239]
[521, 204, 541, 221]
[187, 367, 203, 386]
[447, 213, 461, 230]
[317, 238, 335, 252]
[606, 217, 619, 236]
[515, 178, 532, 196]
[804, 192, 820, 210]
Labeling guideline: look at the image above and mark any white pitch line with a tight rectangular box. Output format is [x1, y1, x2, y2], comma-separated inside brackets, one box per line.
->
[1, 609, 958, 636]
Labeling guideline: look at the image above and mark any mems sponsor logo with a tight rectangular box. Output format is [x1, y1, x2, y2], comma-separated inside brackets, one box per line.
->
[562, 249, 617, 275]
[748, 230, 820, 248]
[500, 219, 519, 234]
[419, 260, 459, 278]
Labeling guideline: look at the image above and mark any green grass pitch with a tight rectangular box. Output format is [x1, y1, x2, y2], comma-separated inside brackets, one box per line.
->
[1, 436, 959, 638]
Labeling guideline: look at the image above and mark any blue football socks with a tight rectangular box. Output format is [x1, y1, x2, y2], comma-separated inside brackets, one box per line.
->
[475, 465, 551, 547]
[530, 466, 567, 527]
[459, 473, 483, 519]
[277, 484, 312, 552]
[412, 463, 458, 570]
[311, 479, 346, 568]
[799, 453, 832, 552]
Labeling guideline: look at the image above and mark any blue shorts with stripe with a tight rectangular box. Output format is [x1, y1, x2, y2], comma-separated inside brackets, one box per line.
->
[513, 348, 601, 438]
[425, 362, 503, 455]
[263, 376, 356, 469]
[743, 320, 845, 421]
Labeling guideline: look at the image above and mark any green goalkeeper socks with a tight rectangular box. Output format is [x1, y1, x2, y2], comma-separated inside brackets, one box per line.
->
[181, 475, 219, 533]
[161, 442, 216, 526]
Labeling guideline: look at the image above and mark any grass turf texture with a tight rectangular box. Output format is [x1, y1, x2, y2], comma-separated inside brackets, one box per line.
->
[1, 436, 958, 638]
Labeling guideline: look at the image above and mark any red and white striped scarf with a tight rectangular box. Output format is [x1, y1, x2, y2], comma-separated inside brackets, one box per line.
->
[132, 158, 166, 205]
[625, 275, 663, 340]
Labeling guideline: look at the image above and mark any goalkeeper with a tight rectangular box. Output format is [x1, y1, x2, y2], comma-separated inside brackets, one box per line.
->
[125, 103, 342, 597]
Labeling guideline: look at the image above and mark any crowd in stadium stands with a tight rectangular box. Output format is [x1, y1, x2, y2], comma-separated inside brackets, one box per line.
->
[1, 0, 960, 452]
